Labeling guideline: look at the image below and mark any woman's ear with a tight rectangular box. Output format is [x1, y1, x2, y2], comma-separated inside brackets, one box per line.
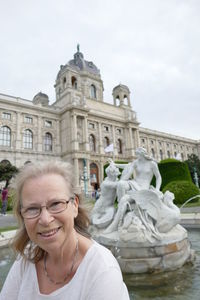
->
[73, 195, 79, 218]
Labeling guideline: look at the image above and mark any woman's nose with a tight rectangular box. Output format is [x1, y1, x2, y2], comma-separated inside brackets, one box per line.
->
[38, 207, 54, 225]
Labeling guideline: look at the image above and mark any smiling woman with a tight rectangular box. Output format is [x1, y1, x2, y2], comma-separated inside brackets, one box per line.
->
[0, 161, 129, 300]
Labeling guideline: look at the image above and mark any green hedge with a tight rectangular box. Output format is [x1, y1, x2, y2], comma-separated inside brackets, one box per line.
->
[152, 159, 192, 190]
[163, 180, 200, 205]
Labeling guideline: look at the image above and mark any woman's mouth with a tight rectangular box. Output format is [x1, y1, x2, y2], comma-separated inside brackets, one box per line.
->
[39, 227, 61, 238]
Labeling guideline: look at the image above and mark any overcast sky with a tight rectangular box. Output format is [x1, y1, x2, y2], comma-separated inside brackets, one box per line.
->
[0, 0, 199, 140]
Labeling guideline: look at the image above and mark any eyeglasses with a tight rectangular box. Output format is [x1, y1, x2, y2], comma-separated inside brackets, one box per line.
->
[20, 198, 74, 219]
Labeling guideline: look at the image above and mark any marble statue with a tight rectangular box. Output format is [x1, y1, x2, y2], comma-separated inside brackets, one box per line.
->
[109, 147, 162, 202]
[90, 147, 194, 273]
[91, 162, 120, 228]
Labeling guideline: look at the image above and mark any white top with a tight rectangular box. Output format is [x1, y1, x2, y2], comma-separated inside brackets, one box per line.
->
[0, 242, 130, 300]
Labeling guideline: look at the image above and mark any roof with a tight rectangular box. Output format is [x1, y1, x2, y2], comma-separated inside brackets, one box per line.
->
[56, 48, 100, 79]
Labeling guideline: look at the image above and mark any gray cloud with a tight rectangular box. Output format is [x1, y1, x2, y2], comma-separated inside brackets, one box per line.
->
[0, 0, 199, 139]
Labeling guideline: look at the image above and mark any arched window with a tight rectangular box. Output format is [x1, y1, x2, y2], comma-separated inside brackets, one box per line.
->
[0, 160, 11, 165]
[89, 134, 96, 152]
[167, 150, 170, 158]
[124, 95, 128, 105]
[181, 153, 184, 161]
[71, 76, 77, 89]
[63, 77, 67, 89]
[115, 96, 120, 106]
[23, 129, 33, 149]
[91, 84, 96, 99]
[0, 126, 11, 147]
[160, 149, 163, 160]
[117, 139, 122, 154]
[24, 161, 31, 165]
[103, 137, 109, 148]
[44, 132, 52, 151]
[151, 148, 155, 158]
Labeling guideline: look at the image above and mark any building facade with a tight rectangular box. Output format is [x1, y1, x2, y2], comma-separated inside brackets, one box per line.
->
[0, 48, 199, 192]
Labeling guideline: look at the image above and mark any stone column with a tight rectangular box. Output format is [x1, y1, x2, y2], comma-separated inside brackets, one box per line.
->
[98, 122, 104, 154]
[37, 116, 42, 152]
[55, 120, 61, 153]
[112, 125, 118, 156]
[156, 139, 160, 161]
[146, 137, 150, 154]
[74, 158, 79, 187]
[15, 112, 21, 150]
[72, 113, 78, 151]
[84, 117, 89, 151]
[163, 142, 167, 159]
[99, 161, 104, 183]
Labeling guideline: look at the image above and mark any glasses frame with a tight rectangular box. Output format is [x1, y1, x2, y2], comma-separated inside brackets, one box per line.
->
[20, 197, 74, 219]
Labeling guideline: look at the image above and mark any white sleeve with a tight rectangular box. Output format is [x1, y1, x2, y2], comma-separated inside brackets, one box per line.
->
[0, 258, 23, 300]
[86, 267, 130, 300]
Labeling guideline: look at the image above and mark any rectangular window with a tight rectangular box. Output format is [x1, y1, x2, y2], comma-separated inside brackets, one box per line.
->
[89, 122, 95, 129]
[25, 116, 33, 124]
[2, 112, 11, 120]
[45, 120, 52, 127]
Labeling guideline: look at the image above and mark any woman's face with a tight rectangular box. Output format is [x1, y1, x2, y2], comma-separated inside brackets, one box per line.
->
[21, 173, 78, 254]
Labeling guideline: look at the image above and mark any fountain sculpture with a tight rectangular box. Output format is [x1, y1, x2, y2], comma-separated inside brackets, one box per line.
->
[90, 147, 195, 273]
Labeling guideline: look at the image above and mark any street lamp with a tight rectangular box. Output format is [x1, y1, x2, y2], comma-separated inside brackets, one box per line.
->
[193, 167, 199, 188]
[80, 158, 89, 196]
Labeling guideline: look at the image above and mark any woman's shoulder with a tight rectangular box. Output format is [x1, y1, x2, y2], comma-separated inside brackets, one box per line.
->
[86, 241, 121, 270]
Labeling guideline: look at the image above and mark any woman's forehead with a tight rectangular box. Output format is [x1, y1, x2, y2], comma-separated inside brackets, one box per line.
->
[22, 173, 70, 195]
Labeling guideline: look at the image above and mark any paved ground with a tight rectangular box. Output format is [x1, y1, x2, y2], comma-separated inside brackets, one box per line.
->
[0, 214, 17, 229]
[180, 206, 200, 213]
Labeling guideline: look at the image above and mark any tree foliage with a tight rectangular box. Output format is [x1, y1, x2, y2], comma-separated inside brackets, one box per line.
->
[0, 161, 18, 187]
[163, 180, 200, 205]
[185, 154, 200, 186]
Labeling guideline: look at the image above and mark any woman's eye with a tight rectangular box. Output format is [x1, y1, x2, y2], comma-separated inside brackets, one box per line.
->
[49, 201, 62, 209]
[50, 201, 61, 207]
[26, 207, 39, 214]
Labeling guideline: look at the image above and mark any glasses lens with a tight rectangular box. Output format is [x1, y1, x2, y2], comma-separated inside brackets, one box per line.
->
[22, 207, 40, 219]
[48, 200, 67, 213]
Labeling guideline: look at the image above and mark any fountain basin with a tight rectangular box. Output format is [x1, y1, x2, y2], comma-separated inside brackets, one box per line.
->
[92, 224, 195, 273]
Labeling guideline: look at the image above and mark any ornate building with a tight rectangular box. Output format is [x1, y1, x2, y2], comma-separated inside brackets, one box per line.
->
[0, 47, 199, 192]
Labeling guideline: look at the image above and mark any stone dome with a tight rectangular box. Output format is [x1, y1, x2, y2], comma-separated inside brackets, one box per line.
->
[56, 46, 100, 79]
[33, 92, 49, 106]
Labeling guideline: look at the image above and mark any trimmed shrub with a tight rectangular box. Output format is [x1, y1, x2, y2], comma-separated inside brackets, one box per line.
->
[162, 180, 200, 205]
[151, 159, 192, 190]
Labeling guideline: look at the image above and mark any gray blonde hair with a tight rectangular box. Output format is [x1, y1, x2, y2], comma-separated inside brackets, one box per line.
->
[11, 161, 90, 263]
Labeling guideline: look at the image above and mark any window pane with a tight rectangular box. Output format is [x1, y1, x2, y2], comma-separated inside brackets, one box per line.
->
[25, 116, 33, 124]
[45, 120, 52, 127]
[23, 130, 33, 149]
[89, 134, 95, 152]
[44, 133, 52, 151]
[0, 126, 11, 146]
[91, 85, 96, 98]
[2, 112, 11, 120]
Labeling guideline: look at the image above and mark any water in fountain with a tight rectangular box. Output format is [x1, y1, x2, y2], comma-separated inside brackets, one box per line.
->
[0, 229, 199, 299]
